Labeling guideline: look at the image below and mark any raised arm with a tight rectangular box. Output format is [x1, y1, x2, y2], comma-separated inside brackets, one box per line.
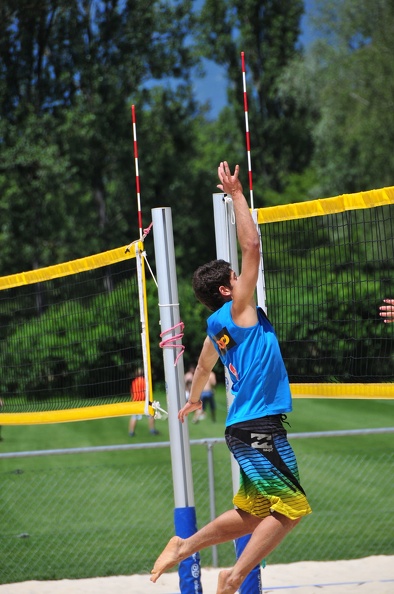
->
[217, 161, 260, 326]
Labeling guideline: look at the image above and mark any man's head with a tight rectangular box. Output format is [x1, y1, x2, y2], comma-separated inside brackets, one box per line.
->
[192, 259, 232, 311]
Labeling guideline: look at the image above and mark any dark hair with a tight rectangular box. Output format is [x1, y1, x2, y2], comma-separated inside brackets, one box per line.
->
[192, 259, 232, 311]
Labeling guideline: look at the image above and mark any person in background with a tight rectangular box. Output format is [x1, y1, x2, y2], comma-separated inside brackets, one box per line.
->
[185, 378, 193, 400]
[184, 364, 195, 404]
[150, 161, 311, 593]
[129, 368, 159, 437]
[379, 299, 394, 323]
[184, 365, 195, 386]
[192, 370, 217, 423]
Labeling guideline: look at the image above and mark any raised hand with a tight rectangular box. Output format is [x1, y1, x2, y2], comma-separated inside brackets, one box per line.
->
[217, 161, 243, 197]
[379, 299, 394, 323]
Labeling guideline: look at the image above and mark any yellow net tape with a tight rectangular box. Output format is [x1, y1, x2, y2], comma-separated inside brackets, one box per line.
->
[0, 402, 155, 425]
[257, 186, 394, 224]
[291, 384, 394, 399]
[0, 243, 137, 291]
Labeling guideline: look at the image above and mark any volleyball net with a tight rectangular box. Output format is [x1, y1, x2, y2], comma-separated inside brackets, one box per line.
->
[1, 185, 393, 427]
[257, 186, 394, 398]
[0, 241, 155, 424]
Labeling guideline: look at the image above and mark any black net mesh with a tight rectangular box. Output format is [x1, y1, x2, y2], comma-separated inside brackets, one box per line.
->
[260, 204, 394, 383]
[0, 258, 143, 413]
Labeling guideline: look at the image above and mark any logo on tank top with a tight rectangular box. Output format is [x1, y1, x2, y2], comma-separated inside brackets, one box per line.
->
[251, 433, 273, 452]
[213, 327, 236, 354]
[228, 362, 238, 380]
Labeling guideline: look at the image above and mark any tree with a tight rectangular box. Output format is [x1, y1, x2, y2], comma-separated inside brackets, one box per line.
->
[0, 0, 197, 274]
[196, 0, 312, 197]
[281, 0, 394, 197]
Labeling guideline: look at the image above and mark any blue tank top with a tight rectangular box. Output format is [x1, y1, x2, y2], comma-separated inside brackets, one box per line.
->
[207, 301, 292, 426]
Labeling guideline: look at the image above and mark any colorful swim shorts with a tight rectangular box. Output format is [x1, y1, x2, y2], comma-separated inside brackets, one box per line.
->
[225, 415, 312, 520]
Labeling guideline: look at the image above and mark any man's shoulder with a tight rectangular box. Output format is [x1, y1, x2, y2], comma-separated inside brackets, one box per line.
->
[208, 301, 232, 324]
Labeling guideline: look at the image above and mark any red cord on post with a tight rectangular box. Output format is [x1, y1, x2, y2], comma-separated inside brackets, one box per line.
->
[159, 322, 185, 366]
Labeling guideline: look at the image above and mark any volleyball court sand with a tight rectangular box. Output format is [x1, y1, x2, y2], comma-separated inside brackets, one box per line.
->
[1, 556, 393, 594]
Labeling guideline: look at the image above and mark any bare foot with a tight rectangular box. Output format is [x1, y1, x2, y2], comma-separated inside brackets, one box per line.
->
[216, 569, 239, 594]
[150, 536, 184, 583]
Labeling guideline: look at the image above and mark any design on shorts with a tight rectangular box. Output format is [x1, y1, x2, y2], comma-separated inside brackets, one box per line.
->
[251, 433, 273, 452]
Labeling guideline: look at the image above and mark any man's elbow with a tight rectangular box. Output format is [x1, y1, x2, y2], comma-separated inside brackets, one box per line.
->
[195, 362, 211, 377]
[244, 237, 260, 257]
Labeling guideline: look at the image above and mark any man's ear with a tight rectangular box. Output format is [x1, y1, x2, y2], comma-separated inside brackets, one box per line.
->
[219, 285, 231, 297]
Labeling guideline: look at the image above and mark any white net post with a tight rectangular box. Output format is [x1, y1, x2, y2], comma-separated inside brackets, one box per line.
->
[213, 193, 264, 594]
[252, 210, 267, 313]
[151, 207, 194, 505]
[213, 193, 240, 495]
[151, 206, 202, 594]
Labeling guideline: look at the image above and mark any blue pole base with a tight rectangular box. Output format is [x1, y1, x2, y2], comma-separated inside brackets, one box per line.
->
[174, 506, 202, 594]
[234, 534, 263, 594]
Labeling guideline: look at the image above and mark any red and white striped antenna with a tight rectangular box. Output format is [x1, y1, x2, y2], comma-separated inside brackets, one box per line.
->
[131, 104, 143, 240]
[241, 51, 254, 210]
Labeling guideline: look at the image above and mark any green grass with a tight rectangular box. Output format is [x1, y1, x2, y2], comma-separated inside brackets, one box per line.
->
[1, 388, 393, 584]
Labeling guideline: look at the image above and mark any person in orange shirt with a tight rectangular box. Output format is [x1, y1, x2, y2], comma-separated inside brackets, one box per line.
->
[130, 373, 145, 402]
[128, 369, 159, 437]
[0, 398, 3, 441]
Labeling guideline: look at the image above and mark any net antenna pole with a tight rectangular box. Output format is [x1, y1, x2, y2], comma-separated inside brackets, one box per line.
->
[131, 104, 143, 241]
[241, 51, 254, 210]
[241, 52, 267, 313]
[131, 104, 154, 416]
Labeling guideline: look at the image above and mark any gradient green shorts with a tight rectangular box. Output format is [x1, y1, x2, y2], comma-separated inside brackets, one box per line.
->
[225, 415, 312, 520]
